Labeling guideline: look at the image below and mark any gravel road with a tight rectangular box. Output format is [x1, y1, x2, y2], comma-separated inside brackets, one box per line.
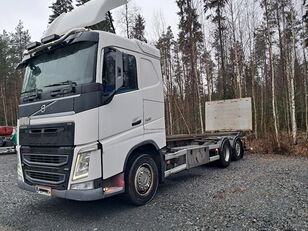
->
[0, 153, 307, 231]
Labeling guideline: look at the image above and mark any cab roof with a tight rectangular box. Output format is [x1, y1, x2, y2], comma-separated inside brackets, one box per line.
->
[95, 30, 161, 59]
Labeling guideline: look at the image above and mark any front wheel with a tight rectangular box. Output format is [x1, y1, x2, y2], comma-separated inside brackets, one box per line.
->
[125, 154, 159, 205]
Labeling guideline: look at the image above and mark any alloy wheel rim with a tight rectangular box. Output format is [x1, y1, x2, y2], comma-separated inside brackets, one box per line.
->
[134, 163, 154, 196]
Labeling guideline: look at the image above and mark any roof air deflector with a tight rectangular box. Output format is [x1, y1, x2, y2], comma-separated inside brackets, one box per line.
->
[44, 0, 127, 37]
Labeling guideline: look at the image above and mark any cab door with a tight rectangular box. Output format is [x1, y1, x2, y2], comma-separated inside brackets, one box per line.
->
[98, 48, 143, 179]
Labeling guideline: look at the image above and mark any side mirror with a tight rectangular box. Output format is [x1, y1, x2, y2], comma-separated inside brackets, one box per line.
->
[115, 50, 124, 91]
[30, 64, 42, 76]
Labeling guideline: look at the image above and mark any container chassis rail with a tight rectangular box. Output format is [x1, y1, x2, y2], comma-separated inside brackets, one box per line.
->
[163, 132, 245, 177]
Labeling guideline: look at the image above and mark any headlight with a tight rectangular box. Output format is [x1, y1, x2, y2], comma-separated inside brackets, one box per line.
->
[73, 152, 91, 181]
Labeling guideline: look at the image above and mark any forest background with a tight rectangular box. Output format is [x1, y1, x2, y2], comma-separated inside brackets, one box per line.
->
[0, 0, 307, 154]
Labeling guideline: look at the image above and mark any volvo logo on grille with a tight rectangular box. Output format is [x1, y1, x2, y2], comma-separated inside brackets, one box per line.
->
[40, 105, 46, 113]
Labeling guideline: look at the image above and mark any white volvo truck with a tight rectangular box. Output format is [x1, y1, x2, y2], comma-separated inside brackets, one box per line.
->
[16, 0, 249, 205]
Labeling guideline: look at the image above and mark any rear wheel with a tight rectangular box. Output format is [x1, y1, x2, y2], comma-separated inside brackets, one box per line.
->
[232, 138, 244, 161]
[125, 154, 159, 205]
[218, 139, 232, 168]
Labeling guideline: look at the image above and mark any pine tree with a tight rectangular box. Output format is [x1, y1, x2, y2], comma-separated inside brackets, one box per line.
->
[10, 20, 31, 62]
[204, 0, 228, 99]
[157, 26, 174, 134]
[0, 32, 10, 126]
[10, 22, 31, 125]
[75, 0, 115, 33]
[49, 0, 74, 24]
[177, 0, 204, 133]
[260, 0, 280, 148]
[201, 48, 215, 102]
[131, 14, 147, 43]
[0, 21, 31, 126]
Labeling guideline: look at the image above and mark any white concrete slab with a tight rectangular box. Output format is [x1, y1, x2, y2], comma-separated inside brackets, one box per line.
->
[205, 98, 253, 132]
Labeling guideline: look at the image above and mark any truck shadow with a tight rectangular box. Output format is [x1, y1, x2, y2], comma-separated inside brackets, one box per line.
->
[3, 164, 225, 228]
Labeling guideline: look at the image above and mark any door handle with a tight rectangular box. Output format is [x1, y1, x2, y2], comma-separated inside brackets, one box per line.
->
[132, 120, 142, 127]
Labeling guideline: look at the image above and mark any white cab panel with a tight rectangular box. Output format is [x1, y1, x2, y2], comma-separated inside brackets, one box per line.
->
[139, 58, 159, 88]
[99, 91, 143, 179]
[143, 100, 165, 131]
[99, 92, 143, 140]
[100, 127, 144, 179]
[140, 57, 166, 147]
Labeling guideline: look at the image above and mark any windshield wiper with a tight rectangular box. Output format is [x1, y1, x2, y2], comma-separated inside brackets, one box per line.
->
[44, 80, 77, 88]
[21, 89, 43, 102]
[21, 88, 42, 95]
[45, 80, 77, 97]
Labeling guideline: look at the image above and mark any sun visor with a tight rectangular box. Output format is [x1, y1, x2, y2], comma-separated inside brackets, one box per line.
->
[44, 0, 127, 37]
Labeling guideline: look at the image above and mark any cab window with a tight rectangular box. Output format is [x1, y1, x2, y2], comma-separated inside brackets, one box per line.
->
[121, 53, 138, 92]
[102, 48, 116, 94]
[102, 48, 138, 95]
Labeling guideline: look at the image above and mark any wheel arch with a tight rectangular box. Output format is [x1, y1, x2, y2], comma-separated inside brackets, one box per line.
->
[123, 140, 165, 183]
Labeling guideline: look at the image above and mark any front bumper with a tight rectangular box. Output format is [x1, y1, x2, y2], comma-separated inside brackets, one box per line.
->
[18, 180, 104, 201]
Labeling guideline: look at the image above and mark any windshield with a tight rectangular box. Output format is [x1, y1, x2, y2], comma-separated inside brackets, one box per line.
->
[22, 42, 98, 94]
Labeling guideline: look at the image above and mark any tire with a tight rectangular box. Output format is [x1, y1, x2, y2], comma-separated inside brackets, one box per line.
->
[218, 139, 232, 168]
[232, 138, 244, 161]
[124, 154, 159, 206]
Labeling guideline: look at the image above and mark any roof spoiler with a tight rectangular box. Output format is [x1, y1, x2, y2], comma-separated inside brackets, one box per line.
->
[45, 0, 127, 37]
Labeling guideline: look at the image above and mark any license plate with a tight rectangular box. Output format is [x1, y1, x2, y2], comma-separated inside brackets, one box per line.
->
[36, 186, 52, 197]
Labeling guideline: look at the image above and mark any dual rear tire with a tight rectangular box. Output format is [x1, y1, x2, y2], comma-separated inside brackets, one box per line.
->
[232, 138, 244, 161]
[218, 138, 244, 168]
[218, 139, 232, 168]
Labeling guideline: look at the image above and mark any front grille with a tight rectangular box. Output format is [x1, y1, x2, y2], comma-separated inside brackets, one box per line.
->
[21, 146, 74, 190]
[19, 123, 74, 147]
[25, 170, 65, 185]
[23, 154, 68, 167]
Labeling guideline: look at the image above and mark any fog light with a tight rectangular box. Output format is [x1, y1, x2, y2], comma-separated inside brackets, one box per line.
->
[71, 181, 94, 191]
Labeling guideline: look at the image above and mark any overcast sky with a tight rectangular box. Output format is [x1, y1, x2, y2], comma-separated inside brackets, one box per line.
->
[0, 0, 179, 42]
